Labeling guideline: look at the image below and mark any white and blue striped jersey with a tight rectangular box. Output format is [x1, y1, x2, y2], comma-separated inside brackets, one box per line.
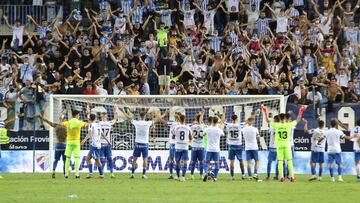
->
[205, 126, 224, 152]
[89, 122, 103, 148]
[350, 126, 360, 151]
[159, 9, 172, 27]
[208, 36, 222, 52]
[99, 120, 114, 145]
[131, 6, 144, 24]
[293, 0, 304, 6]
[199, 0, 209, 11]
[229, 31, 239, 45]
[191, 124, 206, 148]
[168, 121, 179, 144]
[308, 128, 327, 152]
[323, 128, 346, 153]
[173, 124, 192, 150]
[225, 122, 245, 146]
[121, 0, 133, 15]
[256, 18, 271, 36]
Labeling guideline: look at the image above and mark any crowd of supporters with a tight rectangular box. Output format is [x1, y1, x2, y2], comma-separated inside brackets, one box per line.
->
[0, 0, 359, 130]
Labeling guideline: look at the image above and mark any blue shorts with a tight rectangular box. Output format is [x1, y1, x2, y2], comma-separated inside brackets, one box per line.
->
[328, 153, 342, 165]
[168, 144, 175, 160]
[355, 152, 360, 162]
[100, 144, 112, 158]
[206, 151, 220, 162]
[88, 146, 101, 159]
[246, 150, 259, 161]
[133, 143, 149, 158]
[191, 147, 205, 162]
[228, 145, 243, 161]
[175, 149, 189, 161]
[54, 143, 66, 161]
[268, 148, 277, 162]
[310, 151, 325, 163]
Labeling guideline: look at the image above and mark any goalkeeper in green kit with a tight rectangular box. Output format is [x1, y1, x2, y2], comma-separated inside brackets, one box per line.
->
[262, 105, 306, 182]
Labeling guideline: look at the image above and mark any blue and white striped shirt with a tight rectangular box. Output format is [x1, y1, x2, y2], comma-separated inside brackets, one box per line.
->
[159, 9, 173, 27]
[256, 18, 271, 36]
[121, 0, 133, 15]
[229, 31, 238, 45]
[132, 6, 144, 24]
[208, 36, 222, 52]
[199, 0, 209, 11]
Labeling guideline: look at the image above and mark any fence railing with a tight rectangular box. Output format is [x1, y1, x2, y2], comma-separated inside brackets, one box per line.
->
[0, 5, 62, 25]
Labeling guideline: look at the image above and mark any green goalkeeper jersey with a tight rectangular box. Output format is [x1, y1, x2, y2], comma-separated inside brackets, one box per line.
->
[271, 121, 297, 148]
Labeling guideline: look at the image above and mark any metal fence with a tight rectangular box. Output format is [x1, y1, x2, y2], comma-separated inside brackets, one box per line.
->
[0, 5, 62, 25]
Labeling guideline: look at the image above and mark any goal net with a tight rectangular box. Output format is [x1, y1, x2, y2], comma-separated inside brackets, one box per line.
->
[48, 95, 285, 173]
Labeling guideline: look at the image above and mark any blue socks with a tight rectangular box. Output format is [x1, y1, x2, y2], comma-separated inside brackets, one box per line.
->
[53, 160, 58, 172]
[214, 163, 219, 178]
[175, 163, 180, 177]
[311, 167, 316, 175]
[169, 161, 174, 176]
[337, 167, 342, 175]
[182, 163, 187, 177]
[88, 163, 93, 174]
[107, 157, 113, 173]
[329, 167, 334, 177]
[254, 167, 258, 175]
[267, 160, 271, 177]
[98, 165, 104, 175]
[230, 169, 234, 177]
[190, 162, 196, 175]
[142, 168, 146, 175]
[204, 162, 208, 175]
[199, 162, 204, 176]
[319, 167, 322, 177]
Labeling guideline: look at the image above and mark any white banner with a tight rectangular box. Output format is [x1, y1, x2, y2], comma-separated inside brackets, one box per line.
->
[0, 150, 357, 175]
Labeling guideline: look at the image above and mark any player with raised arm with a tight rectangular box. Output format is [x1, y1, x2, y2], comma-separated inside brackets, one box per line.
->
[99, 107, 118, 179]
[349, 119, 360, 181]
[203, 116, 225, 182]
[226, 114, 246, 180]
[262, 105, 306, 182]
[189, 111, 206, 180]
[242, 117, 260, 180]
[264, 115, 280, 180]
[172, 114, 192, 182]
[303, 119, 327, 181]
[62, 110, 89, 179]
[127, 110, 167, 179]
[39, 114, 67, 178]
[167, 112, 180, 179]
[81, 114, 111, 179]
[323, 119, 352, 182]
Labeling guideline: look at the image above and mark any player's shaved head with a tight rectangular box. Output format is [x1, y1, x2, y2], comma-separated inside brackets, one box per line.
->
[318, 120, 325, 128]
[90, 114, 96, 121]
[212, 116, 219, 125]
[139, 112, 146, 119]
[231, 114, 238, 122]
[273, 115, 280, 122]
[208, 116, 213, 124]
[179, 114, 186, 123]
[279, 113, 286, 121]
[72, 110, 80, 117]
[247, 117, 254, 124]
[285, 113, 291, 121]
[330, 119, 337, 128]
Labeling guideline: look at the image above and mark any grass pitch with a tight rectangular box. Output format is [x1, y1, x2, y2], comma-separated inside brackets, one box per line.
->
[0, 173, 358, 203]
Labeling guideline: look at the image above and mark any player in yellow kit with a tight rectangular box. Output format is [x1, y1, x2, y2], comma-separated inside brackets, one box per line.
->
[62, 110, 89, 179]
[262, 106, 306, 182]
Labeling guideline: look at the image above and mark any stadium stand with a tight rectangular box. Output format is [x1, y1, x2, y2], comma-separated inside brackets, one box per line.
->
[0, 0, 359, 131]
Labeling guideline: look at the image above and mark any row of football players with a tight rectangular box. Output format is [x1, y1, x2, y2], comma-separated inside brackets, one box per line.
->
[56, 108, 360, 181]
